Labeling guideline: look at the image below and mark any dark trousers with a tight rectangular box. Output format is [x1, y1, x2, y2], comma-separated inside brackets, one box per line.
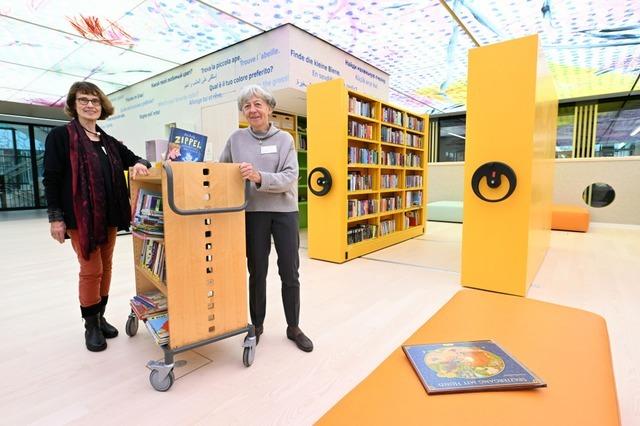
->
[245, 211, 300, 328]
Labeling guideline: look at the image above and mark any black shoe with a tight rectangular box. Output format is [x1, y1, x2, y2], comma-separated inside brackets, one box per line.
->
[99, 295, 118, 338]
[84, 313, 107, 352]
[254, 325, 263, 345]
[99, 314, 119, 339]
[287, 326, 313, 352]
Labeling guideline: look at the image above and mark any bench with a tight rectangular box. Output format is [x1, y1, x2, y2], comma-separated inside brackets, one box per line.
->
[427, 200, 463, 223]
[318, 289, 619, 425]
[552, 204, 590, 232]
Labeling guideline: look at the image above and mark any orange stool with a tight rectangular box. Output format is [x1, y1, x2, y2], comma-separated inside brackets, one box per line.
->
[551, 204, 589, 232]
[317, 289, 619, 426]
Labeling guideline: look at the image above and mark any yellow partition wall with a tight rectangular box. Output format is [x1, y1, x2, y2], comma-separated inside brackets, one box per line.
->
[307, 78, 428, 263]
[461, 35, 558, 296]
[307, 79, 349, 262]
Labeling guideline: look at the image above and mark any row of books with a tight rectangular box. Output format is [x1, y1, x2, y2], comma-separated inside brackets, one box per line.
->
[404, 211, 420, 227]
[348, 147, 379, 164]
[347, 223, 377, 245]
[406, 153, 422, 167]
[346, 174, 422, 191]
[347, 172, 373, 191]
[346, 209, 421, 244]
[406, 134, 424, 148]
[349, 151, 422, 167]
[139, 239, 166, 282]
[348, 199, 378, 218]
[406, 190, 423, 207]
[380, 218, 397, 236]
[381, 106, 403, 126]
[381, 126, 403, 144]
[348, 96, 425, 131]
[349, 96, 374, 118]
[348, 120, 374, 139]
[380, 195, 402, 212]
[406, 175, 423, 187]
[296, 133, 308, 151]
[131, 189, 164, 237]
[381, 174, 399, 189]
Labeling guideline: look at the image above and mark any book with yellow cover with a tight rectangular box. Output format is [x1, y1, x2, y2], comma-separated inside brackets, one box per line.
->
[403, 340, 546, 394]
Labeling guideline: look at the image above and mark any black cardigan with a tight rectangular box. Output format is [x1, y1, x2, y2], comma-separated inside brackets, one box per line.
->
[42, 124, 149, 230]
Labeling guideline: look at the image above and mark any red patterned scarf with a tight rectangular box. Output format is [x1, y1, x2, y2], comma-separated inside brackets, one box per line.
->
[67, 119, 130, 260]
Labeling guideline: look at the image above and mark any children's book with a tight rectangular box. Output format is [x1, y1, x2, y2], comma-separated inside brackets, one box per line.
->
[165, 127, 207, 162]
[402, 340, 546, 394]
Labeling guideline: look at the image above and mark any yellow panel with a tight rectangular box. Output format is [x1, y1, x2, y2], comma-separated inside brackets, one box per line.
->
[461, 35, 557, 296]
[308, 79, 349, 262]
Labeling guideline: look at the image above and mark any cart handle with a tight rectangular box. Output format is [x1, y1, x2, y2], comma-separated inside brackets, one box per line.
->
[163, 162, 249, 216]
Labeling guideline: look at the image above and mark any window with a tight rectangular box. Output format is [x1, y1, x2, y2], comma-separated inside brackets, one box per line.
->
[0, 121, 56, 210]
[556, 105, 575, 158]
[438, 116, 466, 162]
[0, 123, 34, 209]
[595, 98, 640, 157]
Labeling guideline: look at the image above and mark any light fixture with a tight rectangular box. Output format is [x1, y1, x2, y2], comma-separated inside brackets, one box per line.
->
[630, 124, 640, 137]
[447, 132, 466, 140]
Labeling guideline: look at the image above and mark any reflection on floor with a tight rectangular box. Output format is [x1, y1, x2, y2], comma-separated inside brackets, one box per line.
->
[1, 215, 638, 424]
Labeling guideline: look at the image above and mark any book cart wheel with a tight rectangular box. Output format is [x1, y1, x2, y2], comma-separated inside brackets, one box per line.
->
[125, 313, 139, 337]
[243, 345, 255, 367]
[149, 368, 175, 392]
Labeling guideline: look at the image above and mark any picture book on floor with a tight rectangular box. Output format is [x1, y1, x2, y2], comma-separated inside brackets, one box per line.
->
[402, 339, 546, 394]
[165, 127, 207, 162]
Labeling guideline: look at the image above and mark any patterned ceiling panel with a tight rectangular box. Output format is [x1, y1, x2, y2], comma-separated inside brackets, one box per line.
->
[0, 16, 85, 69]
[113, 0, 261, 62]
[445, 0, 640, 99]
[202, 0, 476, 112]
[49, 40, 176, 86]
[0, 0, 638, 112]
[0, 0, 137, 32]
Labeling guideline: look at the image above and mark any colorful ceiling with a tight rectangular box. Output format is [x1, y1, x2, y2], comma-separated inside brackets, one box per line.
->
[1, 0, 638, 114]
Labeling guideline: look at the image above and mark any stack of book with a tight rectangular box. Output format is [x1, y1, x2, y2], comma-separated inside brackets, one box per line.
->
[130, 291, 167, 320]
[130, 291, 169, 346]
[144, 312, 169, 345]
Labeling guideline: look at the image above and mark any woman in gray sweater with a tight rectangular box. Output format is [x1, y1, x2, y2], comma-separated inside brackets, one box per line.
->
[219, 84, 313, 352]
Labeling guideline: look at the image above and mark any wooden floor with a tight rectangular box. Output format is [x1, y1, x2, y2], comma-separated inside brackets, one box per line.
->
[1, 211, 638, 425]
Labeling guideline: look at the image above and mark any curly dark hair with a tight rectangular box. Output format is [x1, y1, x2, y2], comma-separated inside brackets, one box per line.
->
[64, 81, 114, 120]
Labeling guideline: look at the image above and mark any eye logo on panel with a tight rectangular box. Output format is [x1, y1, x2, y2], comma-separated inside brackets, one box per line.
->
[471, 162, 517, 203]
[307, 167, 332, 196]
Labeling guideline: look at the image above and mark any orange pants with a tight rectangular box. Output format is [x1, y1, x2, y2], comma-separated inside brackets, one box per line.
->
[68, 227, 117, 307]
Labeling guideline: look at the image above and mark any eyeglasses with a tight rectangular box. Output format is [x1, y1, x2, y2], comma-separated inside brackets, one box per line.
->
[76, 97, 102, 106]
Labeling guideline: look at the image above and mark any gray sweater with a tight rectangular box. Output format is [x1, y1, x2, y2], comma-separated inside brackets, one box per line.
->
[219, 125, 299, 212]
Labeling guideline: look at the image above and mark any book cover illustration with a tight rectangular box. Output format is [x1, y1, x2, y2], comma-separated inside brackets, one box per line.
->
[165, 127, 207, 162]
[403, 340, 546, 394]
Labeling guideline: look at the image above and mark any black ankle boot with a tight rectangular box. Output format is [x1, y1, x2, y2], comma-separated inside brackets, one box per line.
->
[81, 304, 107, 352]
[99, 296, 119, 338]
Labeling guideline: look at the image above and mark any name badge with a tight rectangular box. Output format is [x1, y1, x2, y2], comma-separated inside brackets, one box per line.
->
[261, 145, 277, 154]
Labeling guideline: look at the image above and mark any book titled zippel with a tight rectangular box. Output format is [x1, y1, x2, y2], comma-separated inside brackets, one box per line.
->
[403, 339, 546, 394]
[165, 127, 207, 162]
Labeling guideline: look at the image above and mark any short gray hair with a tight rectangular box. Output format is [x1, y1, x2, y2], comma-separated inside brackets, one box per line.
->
[237, 84, 276, 111]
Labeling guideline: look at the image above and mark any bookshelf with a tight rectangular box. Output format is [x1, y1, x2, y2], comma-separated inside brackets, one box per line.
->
[307, 78, 428, 263]
[129, 163, 255, 391]
[239, 111, 308, 228]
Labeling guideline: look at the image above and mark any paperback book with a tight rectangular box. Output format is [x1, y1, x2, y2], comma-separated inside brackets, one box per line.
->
[403, 340, 546, 394]
[165, 127, 207, 162]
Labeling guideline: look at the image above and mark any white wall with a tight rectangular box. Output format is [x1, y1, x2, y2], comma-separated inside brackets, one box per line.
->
[428, 158, 640, 225]
[102, 24, 389, 158]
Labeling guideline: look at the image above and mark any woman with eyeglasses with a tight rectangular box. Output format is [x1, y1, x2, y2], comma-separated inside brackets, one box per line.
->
[219, 84, 313, 352]
[43, 81, 151, 352]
